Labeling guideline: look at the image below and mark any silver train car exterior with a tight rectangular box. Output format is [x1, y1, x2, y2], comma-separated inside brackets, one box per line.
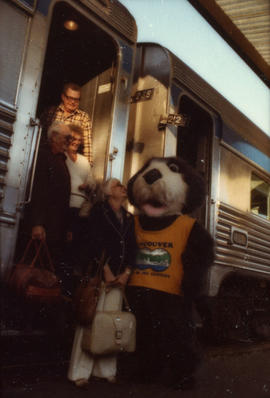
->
[1, 0, 269, 337]
[125, 43, 270, 338]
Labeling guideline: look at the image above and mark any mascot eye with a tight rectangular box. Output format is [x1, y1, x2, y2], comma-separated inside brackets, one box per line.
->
[169, 163, 179, 173]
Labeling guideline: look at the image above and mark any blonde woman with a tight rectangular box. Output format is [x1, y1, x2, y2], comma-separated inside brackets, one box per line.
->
[68, 178, 137, 386]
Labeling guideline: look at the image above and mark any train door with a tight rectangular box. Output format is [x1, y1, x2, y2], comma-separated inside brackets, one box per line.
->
[124, 44, 170, 184]
[37, 0, 136, 182]
[177, 95, 213, 226]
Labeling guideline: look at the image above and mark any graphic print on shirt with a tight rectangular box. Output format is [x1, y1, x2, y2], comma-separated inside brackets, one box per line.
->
[136, 242, 172, 272]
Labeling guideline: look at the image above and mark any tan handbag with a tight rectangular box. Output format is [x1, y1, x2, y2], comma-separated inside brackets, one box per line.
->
[81, 293, 136, 355]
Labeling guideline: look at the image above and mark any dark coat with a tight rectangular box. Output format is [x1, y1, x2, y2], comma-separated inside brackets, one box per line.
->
[28, 144, 71, 242]
[84, 201, 137, 276]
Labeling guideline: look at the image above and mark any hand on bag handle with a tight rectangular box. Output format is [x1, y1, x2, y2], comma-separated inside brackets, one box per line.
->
[107, 267, 132, 289]
[32, 225, 46, 241]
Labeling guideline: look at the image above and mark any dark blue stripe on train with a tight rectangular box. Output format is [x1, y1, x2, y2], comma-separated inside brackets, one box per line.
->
[222, 124, 270, 173]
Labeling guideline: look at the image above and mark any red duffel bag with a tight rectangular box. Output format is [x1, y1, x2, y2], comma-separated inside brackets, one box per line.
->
[8, 239, 62, 303]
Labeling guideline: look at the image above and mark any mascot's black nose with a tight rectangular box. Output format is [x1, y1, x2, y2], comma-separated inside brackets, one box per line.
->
[143, 168, 162, 185]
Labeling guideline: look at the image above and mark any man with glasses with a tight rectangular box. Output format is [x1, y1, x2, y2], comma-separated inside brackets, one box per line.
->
[41, 82, 93, 166]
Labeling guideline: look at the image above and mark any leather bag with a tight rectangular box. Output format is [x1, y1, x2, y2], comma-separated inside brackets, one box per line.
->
[73, 254, 106, 326]
[73, 273, 101, 326]
[8, 239, 61, 303]
[81, 294, 136, 355]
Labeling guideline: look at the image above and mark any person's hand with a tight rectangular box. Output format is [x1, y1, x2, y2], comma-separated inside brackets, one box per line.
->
[103, 264, 117, 285]
[78, 184, 87, 191]
[31, 225, 46, 240]
[114, 272, 130, 288]
[66, 231, 73, 242]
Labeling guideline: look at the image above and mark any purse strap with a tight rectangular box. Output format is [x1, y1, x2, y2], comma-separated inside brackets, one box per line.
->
[19, 239, 55, 271]
[34, 240, 55, 272]
[84, 250, 109, 281]
[122, 290, 132, 312]
[97, 252, 111, 282]
[19, 239, 41, 268]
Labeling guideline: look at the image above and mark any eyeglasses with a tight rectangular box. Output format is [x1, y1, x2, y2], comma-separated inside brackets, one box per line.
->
[63, 93, 80, 102]
[64, 134, 73, 142]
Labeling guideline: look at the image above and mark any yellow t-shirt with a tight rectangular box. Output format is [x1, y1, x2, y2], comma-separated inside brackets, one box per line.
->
[128, 215, 196, 295]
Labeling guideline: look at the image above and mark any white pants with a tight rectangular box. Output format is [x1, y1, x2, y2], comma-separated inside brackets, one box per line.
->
[67, 286, 123, 382]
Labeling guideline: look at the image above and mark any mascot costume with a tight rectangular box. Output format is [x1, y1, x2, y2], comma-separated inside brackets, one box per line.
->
[126, 156, 214, 390]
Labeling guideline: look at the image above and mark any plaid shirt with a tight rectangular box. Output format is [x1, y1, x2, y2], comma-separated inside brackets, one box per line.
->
[41, 104, 93, 165]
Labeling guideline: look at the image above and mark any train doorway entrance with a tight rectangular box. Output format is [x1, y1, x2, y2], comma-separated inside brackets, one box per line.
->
[37, 1, 117, 181]
[177, 95, 213, 225]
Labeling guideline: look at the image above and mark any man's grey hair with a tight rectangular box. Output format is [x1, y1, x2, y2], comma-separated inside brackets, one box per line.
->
[47, 121, 69, 140]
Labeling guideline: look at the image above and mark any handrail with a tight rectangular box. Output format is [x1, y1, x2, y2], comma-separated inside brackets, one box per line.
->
[21, 119, 42, 205]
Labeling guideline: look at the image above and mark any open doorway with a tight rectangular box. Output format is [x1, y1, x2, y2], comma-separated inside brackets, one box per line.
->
[37, 1, 117, 180]
[177, 95, 213, 224]
[9, 0, 119, 335]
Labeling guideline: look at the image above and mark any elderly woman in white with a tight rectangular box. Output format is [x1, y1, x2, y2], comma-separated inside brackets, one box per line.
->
[67, 178, 137, 387]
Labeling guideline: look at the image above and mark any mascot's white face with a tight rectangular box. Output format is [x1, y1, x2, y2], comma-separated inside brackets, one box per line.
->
[130, 158, 189, 217]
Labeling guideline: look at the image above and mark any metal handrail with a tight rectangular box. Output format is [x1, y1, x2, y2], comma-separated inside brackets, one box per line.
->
[22, 119, 42, 205]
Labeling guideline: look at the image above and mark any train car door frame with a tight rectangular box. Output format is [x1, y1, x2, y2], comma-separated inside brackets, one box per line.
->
[0, 0, 137, 278]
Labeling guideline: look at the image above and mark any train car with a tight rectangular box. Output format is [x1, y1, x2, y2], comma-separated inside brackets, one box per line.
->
[124, 43, 270, 340]
[1, 0, 269, 340]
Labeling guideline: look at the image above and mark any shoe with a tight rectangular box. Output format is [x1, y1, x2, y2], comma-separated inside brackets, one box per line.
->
[107, 376, 117, 383]
[74, 378, 88, 388]
[172, 375, 195, 391]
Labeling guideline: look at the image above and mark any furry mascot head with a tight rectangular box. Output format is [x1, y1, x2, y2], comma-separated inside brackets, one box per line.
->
[128, 156, 206, 217]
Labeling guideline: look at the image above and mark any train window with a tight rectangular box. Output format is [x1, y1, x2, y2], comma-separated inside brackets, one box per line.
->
[250, 173, 270, 219]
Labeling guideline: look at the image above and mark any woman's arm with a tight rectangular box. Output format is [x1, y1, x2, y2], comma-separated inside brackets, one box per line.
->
[103, 263, 117, 284]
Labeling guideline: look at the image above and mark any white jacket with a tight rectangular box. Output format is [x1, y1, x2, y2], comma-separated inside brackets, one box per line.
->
[65, 153, 95, 208]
